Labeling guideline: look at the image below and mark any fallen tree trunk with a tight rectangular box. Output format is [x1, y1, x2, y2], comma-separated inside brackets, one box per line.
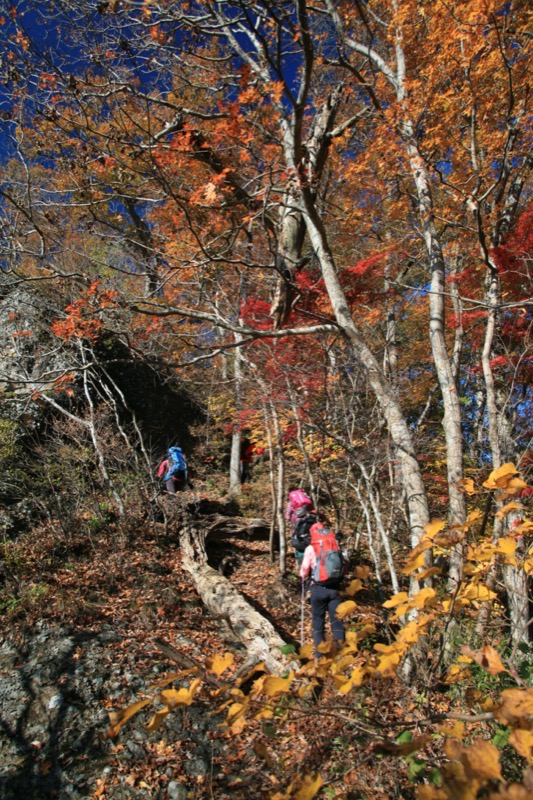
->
[176, 505, 291, 674]
[204, 514, 270, 540]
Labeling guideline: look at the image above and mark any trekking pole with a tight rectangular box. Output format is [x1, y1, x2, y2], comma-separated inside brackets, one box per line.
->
[300, 578, 305, 647]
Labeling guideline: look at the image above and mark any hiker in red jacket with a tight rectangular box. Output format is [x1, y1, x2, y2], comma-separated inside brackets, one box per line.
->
[157, 446, 188, 494]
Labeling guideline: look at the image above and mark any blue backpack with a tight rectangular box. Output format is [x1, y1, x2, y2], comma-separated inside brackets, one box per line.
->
[164, 447, 188, 482]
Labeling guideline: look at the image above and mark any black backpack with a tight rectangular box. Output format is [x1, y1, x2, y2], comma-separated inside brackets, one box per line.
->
[290, 509, 317, 553]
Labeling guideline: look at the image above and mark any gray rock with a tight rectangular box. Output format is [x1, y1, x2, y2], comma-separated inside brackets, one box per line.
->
[167, 780, 188, 800]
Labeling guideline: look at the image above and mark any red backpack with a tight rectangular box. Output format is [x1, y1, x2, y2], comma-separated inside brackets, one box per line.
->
[310, 523, 345, 586]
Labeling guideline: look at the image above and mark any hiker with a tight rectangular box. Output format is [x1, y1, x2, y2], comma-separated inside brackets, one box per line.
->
[285, 488, 313, 526]
[157, 446, 188, 494]
[239, 438, 255, 484]
[300, 520, 346, 657]
[291, 505, 318, 568]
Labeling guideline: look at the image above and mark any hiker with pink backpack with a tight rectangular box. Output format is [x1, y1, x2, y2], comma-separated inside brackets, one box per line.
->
[285, 488, 316, 568]
[285, 487, 313, 524]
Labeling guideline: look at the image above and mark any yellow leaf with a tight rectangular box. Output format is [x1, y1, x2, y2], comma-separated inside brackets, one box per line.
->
[401, 551, 426, 576]
[415, 566, 442, 580]
[160, 678, 201, 708]
[149, 669, 197, 690]
[254, 741, 277, 769]
[338, 665, 367, 693]
[298, 643, 315, 660]
[461, 583, 497, 603]
[438, 720, 465, 739]
[235, 661, 266, 687]
[344, 579, 363, 596]
[508, 729, 533, 763]
[354, 565, 371, 580]
[298, 681, 318, 698]
[445, 664, 471, 684]
[495, 538, 517, 556]
[483, 463, 519, 490]
[514, 520, 533, 535]
[263, 673, 294, 697]
[106, 697, 153, 739]
[253, 706, 274, 721]
[209, 652, 235, 676]
[460, 478, 477, 495]
[495, 501, 521, 520]
[383, 591, 409, 609]
[498, 478, 527, 499]
[146, 708, 170, 733]
[355, 624, 376, 642]
[424, 519, 446, 539]
[226, 701, 247, 726]
[410, 587, 437, 610]
[270, 772, 323, 800]
[486, 784, 533, 799]
[417, 787, 447, 800]
[335, 600, 357, 619]
[375, 651, 401, 677]
[397, 617, 432, 645]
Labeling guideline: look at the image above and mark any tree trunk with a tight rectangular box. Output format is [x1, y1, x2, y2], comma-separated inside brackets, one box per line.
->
[403, 138, 466, 590]
[229, 331, 244, 495]
[177, 506, 291, 674]
[298, 192, 430, 552]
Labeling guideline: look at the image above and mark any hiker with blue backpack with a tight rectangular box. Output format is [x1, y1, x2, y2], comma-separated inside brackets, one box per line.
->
[300, 519, 346, 657]
[157, 446, 189, 494]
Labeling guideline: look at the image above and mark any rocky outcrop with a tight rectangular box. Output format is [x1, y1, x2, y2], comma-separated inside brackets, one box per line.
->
[0, 280, 203, 531]
[0, 622, 225, 800]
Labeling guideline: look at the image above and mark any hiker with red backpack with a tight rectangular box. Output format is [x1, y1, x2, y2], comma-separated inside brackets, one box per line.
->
[300, 520, 346, 657]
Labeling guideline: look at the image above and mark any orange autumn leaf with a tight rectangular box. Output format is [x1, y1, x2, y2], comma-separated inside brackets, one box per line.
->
[269, 772, 323, 800]
[495, 688, 533, 724]
[445, 738, 502, 782]
[508, 729, 533, 763]
[461, 645, 508, 675]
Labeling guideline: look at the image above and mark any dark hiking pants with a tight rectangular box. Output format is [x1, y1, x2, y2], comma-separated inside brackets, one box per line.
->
[310, 584, 344, 654]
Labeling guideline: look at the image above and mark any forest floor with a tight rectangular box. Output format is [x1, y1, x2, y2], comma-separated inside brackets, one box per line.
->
[0, 487, 436, 800]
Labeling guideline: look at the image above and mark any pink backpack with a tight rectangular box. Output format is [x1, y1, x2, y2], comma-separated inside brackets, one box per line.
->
[289, 489, 312, 510]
